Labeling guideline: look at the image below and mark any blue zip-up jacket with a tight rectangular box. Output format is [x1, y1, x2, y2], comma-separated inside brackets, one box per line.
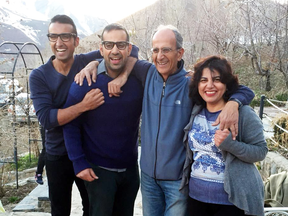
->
[140, 60, 193, 180]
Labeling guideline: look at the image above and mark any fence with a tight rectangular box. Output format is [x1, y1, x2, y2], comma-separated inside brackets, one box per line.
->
[259, 95, 288, 215]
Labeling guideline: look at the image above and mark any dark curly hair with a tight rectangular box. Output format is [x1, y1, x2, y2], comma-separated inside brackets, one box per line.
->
[189, 55, 239, 107]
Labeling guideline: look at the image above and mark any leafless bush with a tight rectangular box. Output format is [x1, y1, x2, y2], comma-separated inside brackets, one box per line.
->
[0, 102, 41, 192]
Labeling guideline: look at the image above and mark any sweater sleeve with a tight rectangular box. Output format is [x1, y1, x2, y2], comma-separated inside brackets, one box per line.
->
[63, 82, 91, 175]
[29, 67, 59, 129]
[131, 60, 152, 87]
[29, 52, 101, 130]
[230, 85, 255, 106]
[130, 44, 139, 59]
[218, 106, 268, 163]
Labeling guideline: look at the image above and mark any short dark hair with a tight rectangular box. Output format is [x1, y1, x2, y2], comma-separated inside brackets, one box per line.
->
[49, 15, 77, 36]
[189, 55, 239, 107]
[101, 23, 129, 42]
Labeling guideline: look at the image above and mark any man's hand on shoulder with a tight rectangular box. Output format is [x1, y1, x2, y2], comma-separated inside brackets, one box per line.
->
[108, 78, 125, 97]
[76, 168, 98, 182]
[75, 61, 99, 86]
[107, 56, 137, 97]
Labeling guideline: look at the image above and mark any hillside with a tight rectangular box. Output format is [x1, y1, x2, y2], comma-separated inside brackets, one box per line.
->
[77, 0, 288, 97]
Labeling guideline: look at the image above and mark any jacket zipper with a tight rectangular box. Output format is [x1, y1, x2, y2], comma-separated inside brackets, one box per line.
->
[153, 81, 166, 179]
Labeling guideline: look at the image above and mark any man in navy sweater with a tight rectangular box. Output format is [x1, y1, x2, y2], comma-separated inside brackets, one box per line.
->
[29, 15, 106, 216]
[63, 23, 143, 216]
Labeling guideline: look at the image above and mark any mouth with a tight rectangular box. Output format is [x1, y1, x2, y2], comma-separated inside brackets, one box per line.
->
[110, 57, 121, 64]
[205, 91, 217, 96]
[157, 61, 168, 66]
[56, 48, 66, 52]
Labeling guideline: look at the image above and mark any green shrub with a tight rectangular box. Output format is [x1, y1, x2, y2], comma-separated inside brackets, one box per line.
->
[275, 92, 288, 101]
[8, 196, 19, 203]
[10, 154, 38, 171]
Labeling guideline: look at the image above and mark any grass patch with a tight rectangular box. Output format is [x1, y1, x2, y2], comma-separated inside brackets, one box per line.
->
[8, 154, 38, 171]
[8, 196, 19, 203]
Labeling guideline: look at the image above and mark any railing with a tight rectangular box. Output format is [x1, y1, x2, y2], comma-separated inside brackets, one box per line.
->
[259, 95, 288, 215]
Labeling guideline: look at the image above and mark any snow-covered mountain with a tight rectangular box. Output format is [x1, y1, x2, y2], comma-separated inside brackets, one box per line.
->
[0, 0, 108, 50]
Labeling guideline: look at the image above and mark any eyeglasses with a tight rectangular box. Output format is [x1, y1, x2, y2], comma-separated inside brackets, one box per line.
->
[47, 33, 77, 42]
[151, 47, 178, 55]
[102, 41, 129, 50]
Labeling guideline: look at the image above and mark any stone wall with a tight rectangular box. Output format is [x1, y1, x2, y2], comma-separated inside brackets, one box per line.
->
[259, 151, 288, 181]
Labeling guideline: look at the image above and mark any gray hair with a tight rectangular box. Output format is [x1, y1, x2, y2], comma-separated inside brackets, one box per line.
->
[152, 25, 183, 49]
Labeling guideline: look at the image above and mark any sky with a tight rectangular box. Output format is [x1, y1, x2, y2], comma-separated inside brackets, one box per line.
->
[2, 0, 158, 23]
[65, 0, 159, 23]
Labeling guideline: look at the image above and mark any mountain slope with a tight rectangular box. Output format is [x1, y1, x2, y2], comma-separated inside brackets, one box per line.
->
[0, 0, 108, 50]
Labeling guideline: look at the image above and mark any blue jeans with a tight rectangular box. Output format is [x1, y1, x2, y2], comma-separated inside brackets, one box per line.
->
[141, 171, 188, 216]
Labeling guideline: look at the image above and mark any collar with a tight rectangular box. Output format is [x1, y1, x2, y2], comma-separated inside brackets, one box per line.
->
[97, 60, 108, 75]
[155, 59, 188, 83]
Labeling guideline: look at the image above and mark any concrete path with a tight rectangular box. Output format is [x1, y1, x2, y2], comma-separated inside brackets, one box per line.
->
[2, 182, 143, 216]
[3, 147, 143, 216]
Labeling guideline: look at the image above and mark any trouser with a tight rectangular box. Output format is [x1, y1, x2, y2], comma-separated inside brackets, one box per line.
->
[84, 163, 140, 216]
[36, 125, 46, 174]
[46, 153, 89, 216]
[141, 171, 189, 216]
[188, 197, 254, 216]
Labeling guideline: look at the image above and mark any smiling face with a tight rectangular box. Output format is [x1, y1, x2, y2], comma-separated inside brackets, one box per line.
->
[198, 68, 227, 112]
[152, 28, 184, 81]
[100, 29, 132, 78]
[48, 22, 79, 63]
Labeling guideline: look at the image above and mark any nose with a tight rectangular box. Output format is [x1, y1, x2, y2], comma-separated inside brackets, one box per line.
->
[156, 51, 164, 59]
[207, 79, 214, 88]
[111, 44, 120, 54]
[55, 36, 63, 45]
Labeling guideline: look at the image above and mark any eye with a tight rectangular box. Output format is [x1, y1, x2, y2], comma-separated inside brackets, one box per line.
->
[162, 48, 171, 54]
[151, 48, 159, 54]
[49, 34, 58, 40]
[117, 42, 127, 49]
[200, 78, 207, 83]
[105, 42, 114, 49]
[61, 34, 70, 40]
[213, 77, 221, 82]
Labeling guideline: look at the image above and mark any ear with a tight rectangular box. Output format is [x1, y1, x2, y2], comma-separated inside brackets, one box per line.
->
[100, 43, 104, 56]
[74, 36, 80, 47]
[128, 43, 132, 56]
[177, 48, 184, 61]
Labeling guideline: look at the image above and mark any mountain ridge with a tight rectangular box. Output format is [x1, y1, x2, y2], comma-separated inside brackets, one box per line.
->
[0, 0, 108, 50]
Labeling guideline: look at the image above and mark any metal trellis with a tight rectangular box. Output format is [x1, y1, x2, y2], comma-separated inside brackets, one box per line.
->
[0, 41, 44, 188]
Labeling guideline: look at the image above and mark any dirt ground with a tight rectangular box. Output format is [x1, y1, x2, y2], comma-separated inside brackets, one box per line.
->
[0, 182, 37, 211]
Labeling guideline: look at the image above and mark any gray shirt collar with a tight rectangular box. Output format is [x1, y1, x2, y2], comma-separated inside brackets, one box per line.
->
[97, 60, 108, 76]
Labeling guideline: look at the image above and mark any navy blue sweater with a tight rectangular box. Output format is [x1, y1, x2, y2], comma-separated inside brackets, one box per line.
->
[29, 51, 101, 155]
[63, 62, 143, 174]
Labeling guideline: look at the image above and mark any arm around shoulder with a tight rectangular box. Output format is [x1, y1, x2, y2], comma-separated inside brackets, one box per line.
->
[230, 85, 255, 106]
